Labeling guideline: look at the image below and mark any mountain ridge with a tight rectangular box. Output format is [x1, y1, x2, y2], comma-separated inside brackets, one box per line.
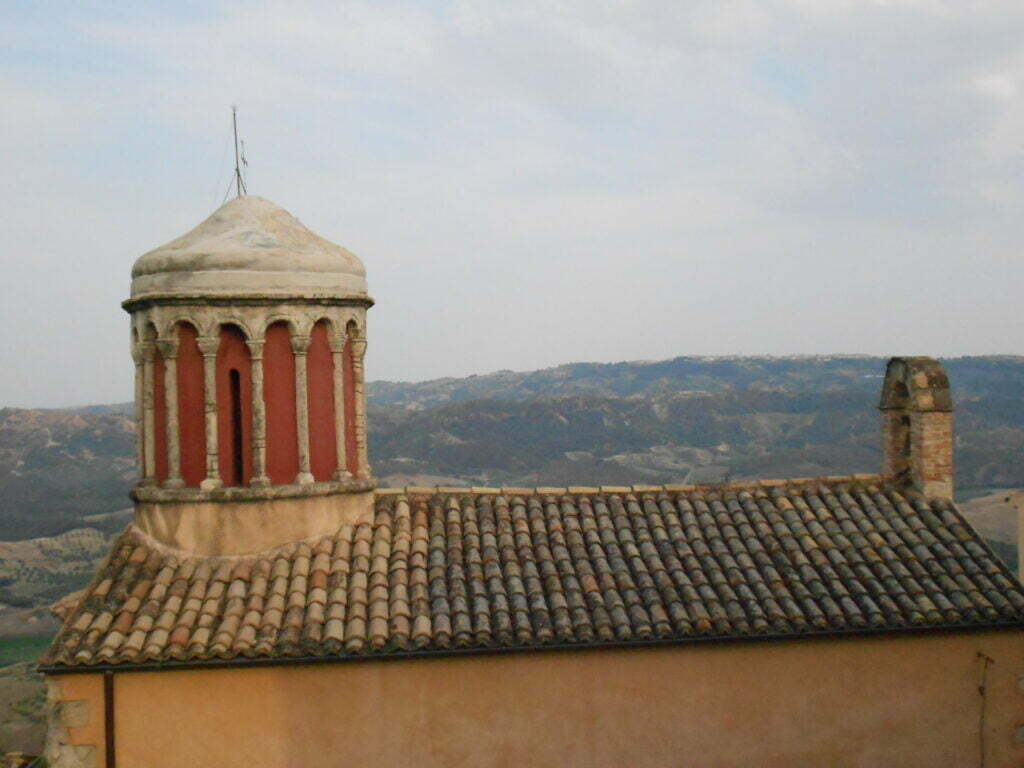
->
[1, 354, 1022, 543]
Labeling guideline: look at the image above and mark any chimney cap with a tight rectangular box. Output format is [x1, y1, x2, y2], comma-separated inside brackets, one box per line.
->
[879, 356, 952, 412]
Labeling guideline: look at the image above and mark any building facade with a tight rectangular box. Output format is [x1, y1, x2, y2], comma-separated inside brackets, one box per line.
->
[41, 197, 1024, 768]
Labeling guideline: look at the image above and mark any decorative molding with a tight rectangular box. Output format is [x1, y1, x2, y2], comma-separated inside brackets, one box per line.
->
[126, 302, 371, 494]
[155, 338, 178, 360]
[132, 476, 376, 504]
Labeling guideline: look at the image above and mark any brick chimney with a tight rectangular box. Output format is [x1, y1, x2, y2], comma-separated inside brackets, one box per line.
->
[878, 357, 953, 499]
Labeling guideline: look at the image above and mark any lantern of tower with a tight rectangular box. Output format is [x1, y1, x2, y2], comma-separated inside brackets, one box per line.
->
[123, 196, 374, 555]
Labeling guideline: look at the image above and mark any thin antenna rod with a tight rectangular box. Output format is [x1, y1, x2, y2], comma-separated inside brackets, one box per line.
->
[231, 105, 247, 197]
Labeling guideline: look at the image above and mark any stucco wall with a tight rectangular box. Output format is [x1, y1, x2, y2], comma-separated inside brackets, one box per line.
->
[51, 630, 1024, 768]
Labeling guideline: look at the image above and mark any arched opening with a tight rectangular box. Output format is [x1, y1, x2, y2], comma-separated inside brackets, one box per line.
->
[216, 324, 252, 486]
[229, 369, 244, 483]
[343, 321, 359, 476]
[176, 322, 206, 487]
[264, 321, 299, 484]
[308, 319, 337, 481]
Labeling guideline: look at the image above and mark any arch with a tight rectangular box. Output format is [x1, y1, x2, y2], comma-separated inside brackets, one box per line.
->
[217, 324, 253, 487]
[208, 312, 256, 342]
[264, 321, 299, 484]
[308, 319, 338, 481]
[342, 320, 359, 476]
[160, 312, 205, 341]
[264, 314, 300, 336]
[176, 321, 206, 487]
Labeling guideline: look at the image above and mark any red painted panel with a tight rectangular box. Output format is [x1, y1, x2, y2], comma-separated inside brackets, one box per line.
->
[153, 350, 168, 483]
[176, 323, 206, 487]
[264, 322, 298, 485]
[343, 339, 358, 476]
[216, 325, 252, 487]
[308, 321, 337, 481]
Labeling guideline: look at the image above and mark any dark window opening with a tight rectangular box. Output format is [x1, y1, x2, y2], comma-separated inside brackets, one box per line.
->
[229, 368, 244, 485]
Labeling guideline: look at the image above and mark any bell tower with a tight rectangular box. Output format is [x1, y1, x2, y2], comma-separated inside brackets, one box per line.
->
[123, 196, 375, 555]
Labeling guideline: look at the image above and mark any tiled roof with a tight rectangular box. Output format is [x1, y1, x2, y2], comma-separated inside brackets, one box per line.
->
[42, 477, 1024, 669]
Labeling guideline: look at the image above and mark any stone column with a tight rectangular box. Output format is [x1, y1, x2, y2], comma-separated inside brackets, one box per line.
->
[246, 339, 270, 487]
[156, 338, 184, 488]
[350, 337, 370, 478]
[291, 335, 314, 484]
[329, 335, 349, 480]
[131, 343, 146, 485]
[197, 336, 222, 491]
[141, 341, 157, 485]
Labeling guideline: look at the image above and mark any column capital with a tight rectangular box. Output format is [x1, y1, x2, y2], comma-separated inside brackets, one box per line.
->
[197, 337, 219, 358]
[328, 337, 347, 354]
[131, 344, 144, 366]
[350, 338, 367, 359]
[139, 341, 158, 362]
[290, 335, 312, 355]
[155, 339, 179, 360]
[245, 339, 266, 359]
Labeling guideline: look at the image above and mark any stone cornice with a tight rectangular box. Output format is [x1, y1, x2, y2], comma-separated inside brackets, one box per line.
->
[132, 476, 377, 504]
[123, 295, 375, 314]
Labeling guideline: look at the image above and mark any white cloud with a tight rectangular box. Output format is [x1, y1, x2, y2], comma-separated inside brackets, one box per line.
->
[1, 0, 1024, 406]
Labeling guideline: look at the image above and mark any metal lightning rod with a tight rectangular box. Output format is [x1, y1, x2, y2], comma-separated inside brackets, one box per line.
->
[231, 105, 247, 197]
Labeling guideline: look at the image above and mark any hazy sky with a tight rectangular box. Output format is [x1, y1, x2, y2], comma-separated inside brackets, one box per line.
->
[2, 1, 1023, 407]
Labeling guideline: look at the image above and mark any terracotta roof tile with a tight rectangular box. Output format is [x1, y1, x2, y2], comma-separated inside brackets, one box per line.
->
[42, 478, 1024, 669]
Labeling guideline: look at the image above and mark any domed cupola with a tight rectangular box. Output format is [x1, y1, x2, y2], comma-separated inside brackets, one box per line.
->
[130, 195, 368, 302]
[123, 196, 374, 549]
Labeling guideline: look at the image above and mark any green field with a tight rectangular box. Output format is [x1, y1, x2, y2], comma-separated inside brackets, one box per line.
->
[0, 635, 53, 668]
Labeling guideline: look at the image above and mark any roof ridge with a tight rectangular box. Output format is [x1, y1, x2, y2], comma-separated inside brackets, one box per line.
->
[375, 474, 887, 498]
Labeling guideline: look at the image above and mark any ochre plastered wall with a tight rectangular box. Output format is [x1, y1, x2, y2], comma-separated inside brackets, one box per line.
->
[50, 630, 1024, 768]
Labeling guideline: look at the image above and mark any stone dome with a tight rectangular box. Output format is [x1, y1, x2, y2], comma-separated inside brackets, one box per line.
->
[129, 196, 368, 302]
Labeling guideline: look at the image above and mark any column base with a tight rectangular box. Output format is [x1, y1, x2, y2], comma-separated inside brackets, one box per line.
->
[200, 477, 223, 492]
[250, 475, 271, 488]
[296, 472, 315, 485]
[333, 469, 353, 482]
[163, 478, 186, 489]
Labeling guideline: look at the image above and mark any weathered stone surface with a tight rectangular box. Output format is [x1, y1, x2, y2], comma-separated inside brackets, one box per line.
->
[129, 196, 368, 302]
[879, 357, 954, 498]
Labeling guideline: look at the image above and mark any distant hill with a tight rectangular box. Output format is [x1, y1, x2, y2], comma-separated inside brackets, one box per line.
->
[1, 355, 1022, 542]
[0, 406, 135, 540]
[369, 355, 1024, 490]
[370, 355, 1024, 407]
